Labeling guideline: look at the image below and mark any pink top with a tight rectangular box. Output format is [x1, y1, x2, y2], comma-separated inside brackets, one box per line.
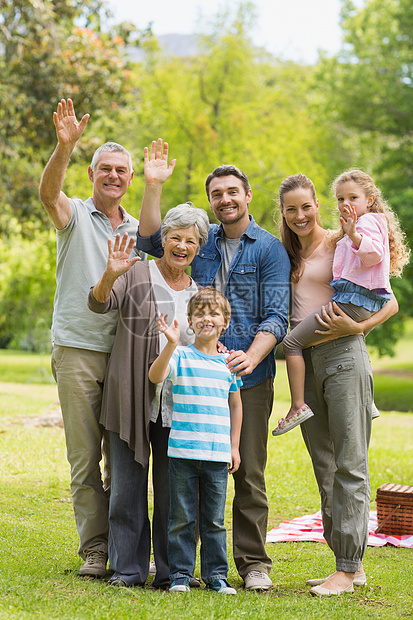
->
[332, 212, 391, 292]
[290, 235, 335, 330]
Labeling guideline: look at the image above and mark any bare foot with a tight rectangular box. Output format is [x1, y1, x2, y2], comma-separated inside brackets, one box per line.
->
[322, 571, 355, 591]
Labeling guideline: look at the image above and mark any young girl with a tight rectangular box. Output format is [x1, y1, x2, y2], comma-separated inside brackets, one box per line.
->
[273, 169, 409, 436]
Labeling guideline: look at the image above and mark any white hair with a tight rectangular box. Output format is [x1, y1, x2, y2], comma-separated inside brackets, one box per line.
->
[161, 202, 210, 248]
[90, 142, 133, 172]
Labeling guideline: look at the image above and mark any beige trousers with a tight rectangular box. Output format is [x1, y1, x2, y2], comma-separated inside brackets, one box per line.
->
[51, 345, 110, 558]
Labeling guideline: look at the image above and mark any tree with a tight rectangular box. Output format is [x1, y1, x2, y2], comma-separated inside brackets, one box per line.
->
[312, 0, 413, 354]
[0, 0, 147, 348]
[1, 0, 407, 356]
[0, 230, 56, 350]
[0, 0, 139, 237]
[118, 3, 337, 234]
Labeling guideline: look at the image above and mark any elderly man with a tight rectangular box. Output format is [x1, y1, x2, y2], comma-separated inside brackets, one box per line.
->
[137, 164, 290, 590]
[39, 99, 174, 577]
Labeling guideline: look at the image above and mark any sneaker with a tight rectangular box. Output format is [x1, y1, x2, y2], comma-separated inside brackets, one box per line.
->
[169, 577, 191, 592]
[78, 549, 107, 578]
[244, 571, 272, 590]
[189, 576, 201, 588]
[272, 404, 314, 436]
[149, 560, 156, 575]
[206, 578, 236, 595]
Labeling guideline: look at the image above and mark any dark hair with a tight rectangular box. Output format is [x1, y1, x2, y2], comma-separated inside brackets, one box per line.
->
[205, 165, 251, 199]
[278, 174, 320, 283]
[187, 287, 231, 329]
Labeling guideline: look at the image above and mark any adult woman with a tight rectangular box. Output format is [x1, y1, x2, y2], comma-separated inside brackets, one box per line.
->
[278, 173, 398, 596]
[88, 203, 210, 588]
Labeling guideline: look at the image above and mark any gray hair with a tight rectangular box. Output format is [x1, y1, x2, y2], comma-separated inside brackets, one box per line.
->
[161, 202, 210, 249]
[90, 142, 133, 173]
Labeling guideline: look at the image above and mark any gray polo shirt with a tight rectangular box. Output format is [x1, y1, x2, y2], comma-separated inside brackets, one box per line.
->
[52, 197, 139, 353]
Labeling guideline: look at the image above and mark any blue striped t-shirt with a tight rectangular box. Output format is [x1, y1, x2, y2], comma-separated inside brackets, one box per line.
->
[167, 345, 242, 463]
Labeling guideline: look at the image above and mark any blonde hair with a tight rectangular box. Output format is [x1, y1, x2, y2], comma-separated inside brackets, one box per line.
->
[187, 287, 231, 327]
[333, 169, 410, 277]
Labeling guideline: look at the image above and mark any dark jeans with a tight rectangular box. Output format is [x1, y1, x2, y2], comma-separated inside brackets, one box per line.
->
[108, 416, 170, 587]
[168, 458, 229, 584]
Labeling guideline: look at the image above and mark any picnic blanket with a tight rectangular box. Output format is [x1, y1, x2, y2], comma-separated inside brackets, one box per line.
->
[266, 510, 413, 548]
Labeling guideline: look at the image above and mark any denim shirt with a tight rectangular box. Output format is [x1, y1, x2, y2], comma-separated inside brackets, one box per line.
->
[136, 216, 290, 388]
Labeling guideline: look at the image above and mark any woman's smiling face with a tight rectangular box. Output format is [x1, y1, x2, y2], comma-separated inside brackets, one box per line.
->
[281, 187, 319, 238]
[162, 226, 200, 270]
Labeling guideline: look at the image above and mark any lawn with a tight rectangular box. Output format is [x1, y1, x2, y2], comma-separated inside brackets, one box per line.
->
[0, 374, 412, 618]
[1, 319, 412, 410]
[0, 350, 53, 384]
[0, 324, 412, 619]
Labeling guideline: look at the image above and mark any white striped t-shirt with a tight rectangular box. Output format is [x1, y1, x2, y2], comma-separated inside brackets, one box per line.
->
[167, 345, 242, 463]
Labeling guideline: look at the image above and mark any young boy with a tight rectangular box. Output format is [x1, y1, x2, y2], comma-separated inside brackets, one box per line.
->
[148, 287, 242, 595]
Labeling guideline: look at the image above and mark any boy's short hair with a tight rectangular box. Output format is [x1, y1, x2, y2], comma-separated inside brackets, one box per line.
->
[187, 287, 231, 324]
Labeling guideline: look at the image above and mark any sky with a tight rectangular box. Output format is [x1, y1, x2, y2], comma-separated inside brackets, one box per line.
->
[106, 0, 365, 64]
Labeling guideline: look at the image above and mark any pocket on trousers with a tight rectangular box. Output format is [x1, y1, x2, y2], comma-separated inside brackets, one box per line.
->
[325, 362, 355, 376]
[51, 345, 66, 376]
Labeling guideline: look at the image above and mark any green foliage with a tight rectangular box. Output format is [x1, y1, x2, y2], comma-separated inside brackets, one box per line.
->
[0, 0, 142, 238]
[314, 0, 413, 323]
[337, 0, 413, 136]
[0, 0, 148, 352]
[0, 0, 131, 151]
[115, 4, 337, 233]
[1, 0, 411, 356]
[0, 230, 56, 351]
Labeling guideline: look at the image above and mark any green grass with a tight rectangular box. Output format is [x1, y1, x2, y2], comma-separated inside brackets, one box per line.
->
[367, 319, 413, 412]
[0, 324, 412, 618]
[0, 350, 53, 384]
[368, 319, 413, 372]
[0, 381, 413, 619]
[1, 318, 413, 409]
[372, 374, 413, 413]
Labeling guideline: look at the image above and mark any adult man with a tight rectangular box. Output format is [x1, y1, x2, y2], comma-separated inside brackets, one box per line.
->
[137, 164, 290, 589]
[39, 98, 174, 577]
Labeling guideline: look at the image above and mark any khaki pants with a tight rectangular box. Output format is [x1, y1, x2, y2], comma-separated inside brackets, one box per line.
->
[232, 377, 274, 578]
[51, 345, 110, 559]
[301, 335, 373, 572]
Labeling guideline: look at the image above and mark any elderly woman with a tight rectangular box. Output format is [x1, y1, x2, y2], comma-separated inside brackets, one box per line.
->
[88, 203, 210, 588]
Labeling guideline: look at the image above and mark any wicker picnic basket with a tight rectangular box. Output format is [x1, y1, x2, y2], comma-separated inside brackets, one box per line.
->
[375, 483, 413, 535]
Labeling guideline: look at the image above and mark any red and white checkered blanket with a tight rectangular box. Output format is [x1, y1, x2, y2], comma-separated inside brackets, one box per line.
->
[266, 510, 413, 548]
